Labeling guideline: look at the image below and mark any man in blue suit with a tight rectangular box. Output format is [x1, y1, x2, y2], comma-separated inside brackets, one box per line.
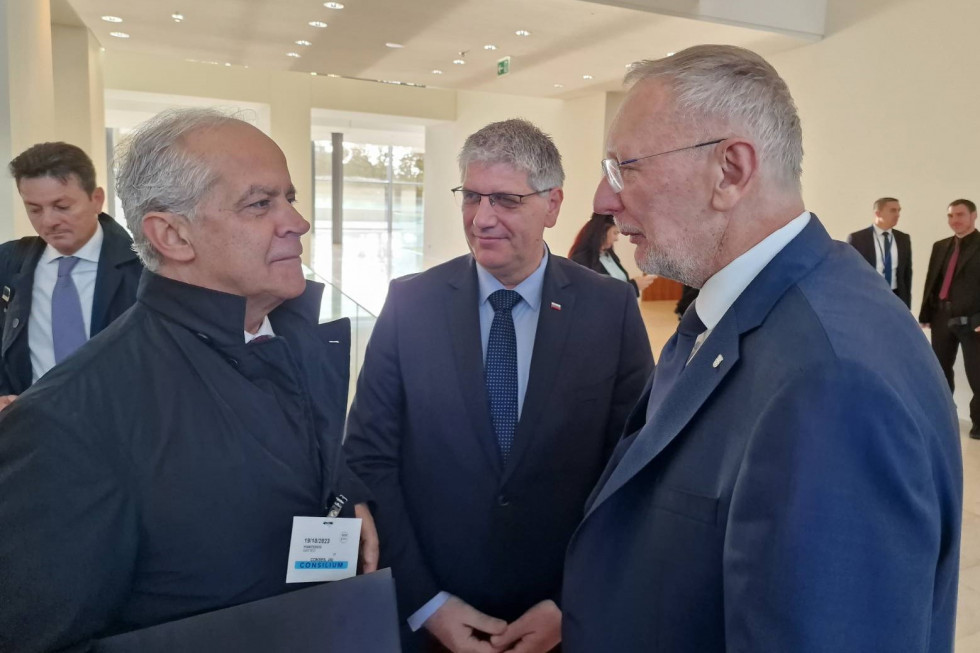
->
[0, 142, 142, 406]
[562, 45, 962, 652]
[345, 118, 652, 652]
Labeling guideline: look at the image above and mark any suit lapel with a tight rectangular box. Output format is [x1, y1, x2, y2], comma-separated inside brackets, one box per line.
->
[446, 258, 502, 476]
[583, 215, 836, 521]
[503, 257, 574, 483]
[91, 214, 139, 334]
[1, 239, 44, 360]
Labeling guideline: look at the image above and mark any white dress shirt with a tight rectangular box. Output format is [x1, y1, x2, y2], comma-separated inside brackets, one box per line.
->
[29, 223, 103, 382]
[598, 251, 629, 282]
[871, 223, 899, 291]
[691, 212, 811, 360]
[244, 315, 276, 342]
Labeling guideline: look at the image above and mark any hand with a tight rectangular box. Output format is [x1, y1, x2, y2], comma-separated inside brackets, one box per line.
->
[424, 595, 507, 653]
[0, 395, 17, 411]
[354, 503, 378, 574]
[633, 274, 656, 292]
[489, 600, 561, 653]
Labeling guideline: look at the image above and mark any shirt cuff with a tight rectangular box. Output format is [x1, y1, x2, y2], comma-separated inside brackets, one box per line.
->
[407, 591, 451, 632]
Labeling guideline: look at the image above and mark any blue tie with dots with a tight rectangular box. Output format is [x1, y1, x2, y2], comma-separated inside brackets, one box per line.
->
[52, 256, 87, 364]
[486, 289, 521, 462]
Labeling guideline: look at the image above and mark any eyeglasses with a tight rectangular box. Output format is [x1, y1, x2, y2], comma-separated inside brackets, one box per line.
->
[451, 186, 554, 211]
[601, 138, 726, 193]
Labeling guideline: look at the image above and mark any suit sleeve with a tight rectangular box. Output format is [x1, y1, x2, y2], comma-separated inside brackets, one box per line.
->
[0, 400, 137, 652]
[723, 360, 956, 652]
[344, 282, 442, 618]
[603, 285, 654, 457]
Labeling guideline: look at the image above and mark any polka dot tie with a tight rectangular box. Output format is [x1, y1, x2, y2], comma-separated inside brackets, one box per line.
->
[486, 289, 521, 463]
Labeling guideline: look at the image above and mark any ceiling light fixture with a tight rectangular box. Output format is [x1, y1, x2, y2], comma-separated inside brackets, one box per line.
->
[224, 62, 231, 66]
[324, 2, 344, 8]
[101, 15, 123, 23]
[453, 50, 467, 65]
[515, 29, 530, 37]
[432, 69, 443, 74]
[667, 52, 675, 56]
[172, 12, 184, 22]
[554, 83, 564, 88]
[311, 71, 318, 76]
[309, 20, 328, 28]
[287, 52, 301, 58]
[296, 40, 312, 46]
[484, 44, 497, 50]
[109, 31, 130, 39]
[386, 42, 404, 48]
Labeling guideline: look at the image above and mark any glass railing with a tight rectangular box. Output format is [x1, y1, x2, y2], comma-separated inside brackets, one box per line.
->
[303, 265, 377, 404]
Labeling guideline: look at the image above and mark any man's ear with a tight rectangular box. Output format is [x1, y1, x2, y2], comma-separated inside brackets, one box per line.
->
[91, 187, 106, 212]
[544, 188, 563, 228]
[141, 212, 196, 263]
[710, 139, 757, 212]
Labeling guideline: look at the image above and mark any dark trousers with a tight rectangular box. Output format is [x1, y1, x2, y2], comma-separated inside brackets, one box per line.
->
[930, 305, 980, 424]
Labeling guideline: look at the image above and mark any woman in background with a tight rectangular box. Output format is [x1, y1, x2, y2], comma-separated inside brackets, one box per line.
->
[569, 213, 655, 297]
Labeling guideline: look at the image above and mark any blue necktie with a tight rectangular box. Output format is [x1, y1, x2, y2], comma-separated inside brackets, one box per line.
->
[882, 231, 893, 286]
[52, 256, 87, 364]
[646, 304, 707, 421]
[486, 289, 521, 462]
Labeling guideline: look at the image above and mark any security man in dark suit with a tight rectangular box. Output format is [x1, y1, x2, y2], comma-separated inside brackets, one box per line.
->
[919, 198, 980, 436]
[846, 197, 912, 307]
[345, 118, 652, 653]
[0, 142, 141, 406]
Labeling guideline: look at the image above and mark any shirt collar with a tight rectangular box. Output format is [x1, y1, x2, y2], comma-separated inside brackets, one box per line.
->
[695, 211, 811, 331]
[872, 223, 890, 237]
[244, 316, 276, 343]
[39, 221, 104, 265]
[475, 245, 548, 312]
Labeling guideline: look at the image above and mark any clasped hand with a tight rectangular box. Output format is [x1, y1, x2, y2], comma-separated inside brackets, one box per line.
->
[426, 597, 561, 653]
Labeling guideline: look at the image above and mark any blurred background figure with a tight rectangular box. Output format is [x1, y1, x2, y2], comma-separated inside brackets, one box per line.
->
[569, 213, 655, 297]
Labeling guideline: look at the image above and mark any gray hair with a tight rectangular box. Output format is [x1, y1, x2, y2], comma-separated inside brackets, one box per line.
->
[114, 108, 245, 270]
[625, 45, 803, 191]
[458, 118, 565, 191]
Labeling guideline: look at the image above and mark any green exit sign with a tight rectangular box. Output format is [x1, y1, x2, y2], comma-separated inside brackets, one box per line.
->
[497, 56, 511, 76]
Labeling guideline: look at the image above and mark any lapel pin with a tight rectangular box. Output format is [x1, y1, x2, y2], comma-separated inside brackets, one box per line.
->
[713, 354, 723, 368]
[550, 302, 562, 311]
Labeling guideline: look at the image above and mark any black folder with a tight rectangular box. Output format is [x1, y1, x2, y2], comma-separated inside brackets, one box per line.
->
[94, 569, 400, 652]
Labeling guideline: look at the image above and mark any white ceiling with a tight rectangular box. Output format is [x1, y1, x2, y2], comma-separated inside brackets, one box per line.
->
[64, 0, 808, 100]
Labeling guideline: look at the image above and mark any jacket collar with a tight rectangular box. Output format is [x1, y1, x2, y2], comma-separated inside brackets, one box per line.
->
[136, 270, 323, 346]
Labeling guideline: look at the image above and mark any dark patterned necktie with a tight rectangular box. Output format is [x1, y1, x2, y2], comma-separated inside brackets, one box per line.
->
[486, 289, 521, 462]
[52, 256, 87, 364]
[882, 231, 893, 286]
[646, 305, 707, 421]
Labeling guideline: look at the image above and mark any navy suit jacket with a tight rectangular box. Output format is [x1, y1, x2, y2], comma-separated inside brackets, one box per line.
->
[846, 225, 912, 307]
[345, 253, 652, 629]
[0, 213, 142, 394]
[563, 217, 962, 652]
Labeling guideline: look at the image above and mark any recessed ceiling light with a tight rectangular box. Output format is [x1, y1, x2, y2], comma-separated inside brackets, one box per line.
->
[309, 20, 328, 28]
[583, 74, 593, 80]
[224, 62, 231, 66]
[287, 52, 301, 58]
[109, 32, 130, 39]
[484, 44, 497, 50]
[515, 30, 531, 37]
[296, 40, 312, 46]
[324, 2, 344, 8]
[311, 71, 318, 76]
[386, 42, 404, 48]
[667, 52, 675, 56]
[327, 73, 341, 78]
[453, 59, 465, 65]
[553, 83, 564, 88]
[432, 69, 443, 75]
[101, 15, 123, 23]
[172, 12, 184, 22]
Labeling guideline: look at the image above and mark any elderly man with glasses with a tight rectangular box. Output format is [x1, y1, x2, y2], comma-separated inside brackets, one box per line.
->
[562, 45, 962, 653]
[345, 118, 652, 653]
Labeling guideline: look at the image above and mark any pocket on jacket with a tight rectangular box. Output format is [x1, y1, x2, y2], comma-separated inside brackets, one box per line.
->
[652, 486, 719, 525]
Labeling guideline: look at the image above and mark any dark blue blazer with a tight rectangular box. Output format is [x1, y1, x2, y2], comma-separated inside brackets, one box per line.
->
[846, 225, 912, 308]
[0, 213, 142, 394]
[345, 253, 652, 630]
[563, 217, 962, 652]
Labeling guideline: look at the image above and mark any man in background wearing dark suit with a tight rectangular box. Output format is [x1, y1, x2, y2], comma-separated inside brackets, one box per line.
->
[0, 142, 141, 407]
[846, 197, 912, 307]
[563, 45, 960, 652]
[345, 118, 652, 653]
[919, 199, 980, 437]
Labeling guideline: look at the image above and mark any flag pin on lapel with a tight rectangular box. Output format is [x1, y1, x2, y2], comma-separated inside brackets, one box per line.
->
[550, 302, 562, 311]
[713, 354, 723, 368]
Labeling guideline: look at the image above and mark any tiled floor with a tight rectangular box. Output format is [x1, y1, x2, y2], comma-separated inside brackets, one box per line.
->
[639, 300, 980, 651]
